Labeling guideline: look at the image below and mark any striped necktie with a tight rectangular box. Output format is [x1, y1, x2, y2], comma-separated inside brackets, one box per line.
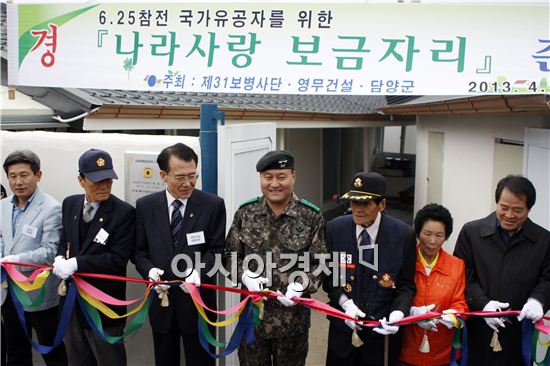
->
[171, 200, 183, 245]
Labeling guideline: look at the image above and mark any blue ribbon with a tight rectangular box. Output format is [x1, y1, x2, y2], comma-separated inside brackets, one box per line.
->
[8, 280, 76, 354]
[522, 320, 534, 366]
[450, 317, 468, 366]
[198, 299, 256, 359]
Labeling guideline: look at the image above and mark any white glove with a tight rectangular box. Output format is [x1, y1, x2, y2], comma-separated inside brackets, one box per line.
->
[518, 298, 544, 323]
[242, 270, 268, 292]
[277, 282, 304, 307]
[373, 310, 404, 335]
[410, 304, 437, 331]
[52, 258, 78, 280]
[483, 300, 510, 332]
[341, 298, 366, 330]
[148, 267, 164, 282]
[439, 309, 458, 329]
[154, 284, 170, 294]
[0, 255, 20, 263]
[179, 268, 201, 294]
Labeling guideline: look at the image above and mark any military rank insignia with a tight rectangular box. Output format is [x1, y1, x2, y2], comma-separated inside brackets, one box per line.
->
[378, 273, 395, 288]
[354, 177, 363, 188]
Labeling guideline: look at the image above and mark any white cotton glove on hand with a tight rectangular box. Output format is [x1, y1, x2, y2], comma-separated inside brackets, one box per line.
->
[518, 298, 544, 323]
[52, 258, 78, 280]
[341, 299, 366, 330]
[242, 270, 268, 292]
[483, 300, 510, 332]
[0, 255, 20, 263]
[410, 304, 438, 331]
[277, 282, 304, 307]
[439, 309, 459, 329]
[148, 268, 169, 294]
[179, 268, 201, 294]
[374, 310, 404, 335]
[148, 268, 164, 282]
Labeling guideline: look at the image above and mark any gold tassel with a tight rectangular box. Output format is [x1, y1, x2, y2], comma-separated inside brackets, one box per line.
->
[259, 304, 264, 320]
[490, 330, 502, 352]
[418, 330, 430, 353]
[351, 329, 364, 348]
[58, 280, 67, 296]
[158, 287, 170, 307]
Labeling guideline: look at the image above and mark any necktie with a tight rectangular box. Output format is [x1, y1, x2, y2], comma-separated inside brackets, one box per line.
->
[171, 200, 184, 245]
[83, 203, 94, 223]
[359, 229, 373, 266]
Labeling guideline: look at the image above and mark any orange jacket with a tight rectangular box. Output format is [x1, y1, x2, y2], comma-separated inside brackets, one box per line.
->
[400, 247, 468, 366]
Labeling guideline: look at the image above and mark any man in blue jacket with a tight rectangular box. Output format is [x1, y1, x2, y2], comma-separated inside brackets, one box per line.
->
[324, 172, 416, 366]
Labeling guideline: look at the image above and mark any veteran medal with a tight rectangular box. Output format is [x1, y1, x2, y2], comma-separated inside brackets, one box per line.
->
[343, 283, 353, 293]
[378, 273, 395, 288]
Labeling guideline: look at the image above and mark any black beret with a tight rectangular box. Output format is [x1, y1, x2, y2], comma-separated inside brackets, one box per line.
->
[340, 172, 386, 201]
[256, 150, 295, 172]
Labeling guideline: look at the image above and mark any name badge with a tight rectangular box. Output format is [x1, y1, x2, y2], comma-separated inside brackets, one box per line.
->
[22, 224, 38, 239]
[93, 228, 109, 245]
[186, 231, 205, 246]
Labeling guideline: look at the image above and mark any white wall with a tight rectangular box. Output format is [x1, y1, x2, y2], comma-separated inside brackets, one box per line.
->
[414, 114, 550, 252]
[0, 131, 200, 204]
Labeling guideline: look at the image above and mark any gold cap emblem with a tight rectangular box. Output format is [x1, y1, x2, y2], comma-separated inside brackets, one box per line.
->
[354, 178, 363, 188]
[96, 157, 105, 167]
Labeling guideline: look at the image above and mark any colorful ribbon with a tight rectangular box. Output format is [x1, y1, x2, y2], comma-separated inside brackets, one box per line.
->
[2, 261, 549, 362]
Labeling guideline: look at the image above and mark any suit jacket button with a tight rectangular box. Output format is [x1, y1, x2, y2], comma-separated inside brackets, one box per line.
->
[350, 275, 355, 280]
[372, 275, 378, 280]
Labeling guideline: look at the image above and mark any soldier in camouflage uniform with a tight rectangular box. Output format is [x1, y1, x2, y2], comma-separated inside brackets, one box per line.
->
[225, 150, 329, 366]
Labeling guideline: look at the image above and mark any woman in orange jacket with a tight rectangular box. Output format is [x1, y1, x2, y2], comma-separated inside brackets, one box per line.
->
[398, 204, 468, 366]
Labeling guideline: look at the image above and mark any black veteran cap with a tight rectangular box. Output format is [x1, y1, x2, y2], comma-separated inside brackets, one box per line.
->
[256, 150, 295, 172]
[78, 149, 118, 182]
[341, 172, 386, 201]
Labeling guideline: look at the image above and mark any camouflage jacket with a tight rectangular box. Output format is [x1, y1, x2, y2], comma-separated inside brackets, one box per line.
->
[225, 194, 328, 339]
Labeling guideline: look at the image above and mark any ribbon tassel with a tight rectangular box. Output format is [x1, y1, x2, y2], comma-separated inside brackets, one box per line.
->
[58, 280, 67, 296]
[158, 287, 170, 307]
[490, 330, 502, 352]
[419, 330, 430, 353]
[351, 329, 364, 348]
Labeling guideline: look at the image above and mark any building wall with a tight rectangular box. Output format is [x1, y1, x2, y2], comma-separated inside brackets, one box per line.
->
[415, 113, 550, 252]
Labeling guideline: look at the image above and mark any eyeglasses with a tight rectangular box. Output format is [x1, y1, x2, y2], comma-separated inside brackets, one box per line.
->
[167, 172, 199, 183]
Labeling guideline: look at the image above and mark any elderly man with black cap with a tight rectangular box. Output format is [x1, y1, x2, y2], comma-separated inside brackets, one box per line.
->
[225, 150, 329, 366]
[323, 172, 416, 366]
[53, 149, 135, 366]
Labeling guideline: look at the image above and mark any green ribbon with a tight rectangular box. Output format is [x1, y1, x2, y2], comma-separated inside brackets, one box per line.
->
[79, 294, 151, 344]
[9, 279, 46, 307]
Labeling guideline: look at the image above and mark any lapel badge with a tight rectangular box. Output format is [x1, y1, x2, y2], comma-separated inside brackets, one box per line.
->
[378, 273, 395, 288]
[99, 217, 104, 223]
[354, 178, 363, 188]
[343, 283, 353, 293]
[96, 157, 105, 167]
[190, 213, 194, 218]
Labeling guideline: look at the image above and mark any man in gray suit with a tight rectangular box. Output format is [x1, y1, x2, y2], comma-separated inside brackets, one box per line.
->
[0, 150, 67, 366]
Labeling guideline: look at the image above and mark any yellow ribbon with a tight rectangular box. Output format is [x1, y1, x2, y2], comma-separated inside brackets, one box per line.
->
[76, 285, 151, 319]
[11, 270, 50, 291]
[188, 292, 245, 327]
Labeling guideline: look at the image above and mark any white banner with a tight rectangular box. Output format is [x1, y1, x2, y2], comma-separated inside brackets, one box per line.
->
[8, 2, 550, 95]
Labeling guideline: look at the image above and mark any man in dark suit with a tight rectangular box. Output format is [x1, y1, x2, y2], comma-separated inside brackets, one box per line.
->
[324, 172, 416, 366]
[133, 143, 226, 366]
[53, 149, 135, 366]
